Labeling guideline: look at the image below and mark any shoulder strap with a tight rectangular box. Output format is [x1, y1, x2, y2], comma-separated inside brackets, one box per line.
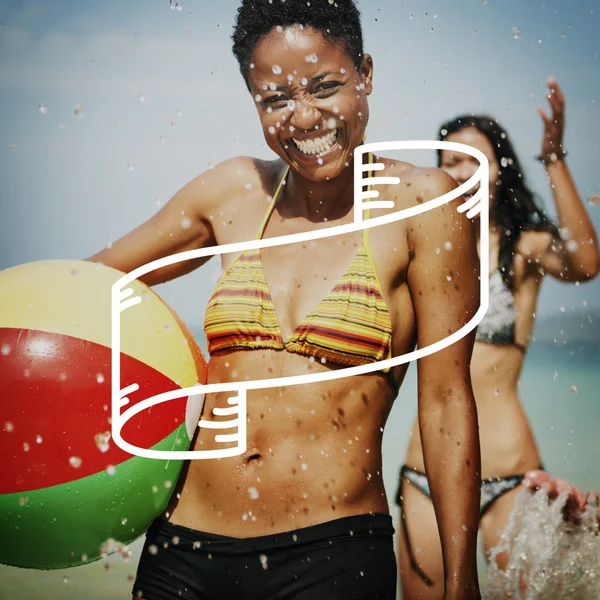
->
[255, 164, 290, 240]
[363, 152, 374, 243]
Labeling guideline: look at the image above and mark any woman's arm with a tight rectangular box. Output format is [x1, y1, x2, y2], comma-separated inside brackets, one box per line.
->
[533, 78, 600, 282]
[406, 170, 482, 599]
[86, 156, 252, 286]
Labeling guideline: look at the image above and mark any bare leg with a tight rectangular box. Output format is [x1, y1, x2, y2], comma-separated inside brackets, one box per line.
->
[396, 477, 445, 600]
[479, 486, 522, 571]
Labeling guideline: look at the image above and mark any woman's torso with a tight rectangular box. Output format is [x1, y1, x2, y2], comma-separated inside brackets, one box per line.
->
[167, 157, 421, 536]
[406, 232, 546, 478]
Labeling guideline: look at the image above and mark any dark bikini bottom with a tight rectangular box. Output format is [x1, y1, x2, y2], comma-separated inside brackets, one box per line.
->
[131, 512, 397, 599]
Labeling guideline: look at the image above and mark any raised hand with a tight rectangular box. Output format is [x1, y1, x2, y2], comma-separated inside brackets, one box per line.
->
[537, 76, 566, 160]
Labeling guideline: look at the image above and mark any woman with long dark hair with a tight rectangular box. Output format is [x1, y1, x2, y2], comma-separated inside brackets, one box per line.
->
[396, 78, 599, 599]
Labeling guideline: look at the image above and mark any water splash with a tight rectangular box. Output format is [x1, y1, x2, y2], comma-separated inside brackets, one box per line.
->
[482, 487, 600, 599]
[100, 538, 132, 562]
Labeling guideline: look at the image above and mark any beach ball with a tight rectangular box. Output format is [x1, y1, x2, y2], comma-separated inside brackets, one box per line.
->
[0, 259, 207, 570]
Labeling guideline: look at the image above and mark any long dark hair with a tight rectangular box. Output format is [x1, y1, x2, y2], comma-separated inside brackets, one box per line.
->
[437, 115, 559, 290]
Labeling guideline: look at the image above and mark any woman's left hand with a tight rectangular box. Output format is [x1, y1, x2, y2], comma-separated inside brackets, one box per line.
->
[537, 77, 566, 159]
[523, 469, 599, 526]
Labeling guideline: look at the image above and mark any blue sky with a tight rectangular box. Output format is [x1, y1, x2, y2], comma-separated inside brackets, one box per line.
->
[1, 0, 599, 328]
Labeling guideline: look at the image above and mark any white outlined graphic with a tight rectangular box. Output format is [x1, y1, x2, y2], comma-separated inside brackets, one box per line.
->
[111, 141, 489, 460]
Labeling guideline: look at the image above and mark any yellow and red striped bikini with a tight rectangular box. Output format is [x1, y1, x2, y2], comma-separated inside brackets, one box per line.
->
[203, 153, 397, 392]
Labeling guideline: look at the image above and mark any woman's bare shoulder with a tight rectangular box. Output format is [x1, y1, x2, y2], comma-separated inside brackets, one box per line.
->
[370, 156, 459, 213]
[183, 156, 281, 213]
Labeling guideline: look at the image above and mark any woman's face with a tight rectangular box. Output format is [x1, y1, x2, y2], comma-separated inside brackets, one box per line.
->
[247, 25, 373, 182]
[439, 127, 501, 207]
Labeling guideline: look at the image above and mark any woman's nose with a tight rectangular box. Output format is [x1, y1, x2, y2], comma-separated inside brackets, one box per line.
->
[457, 162, 477, 183]
[289, 100, 322, 132]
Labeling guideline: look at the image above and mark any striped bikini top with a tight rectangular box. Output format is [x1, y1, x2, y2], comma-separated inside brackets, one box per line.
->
[203, 154, 396, 389]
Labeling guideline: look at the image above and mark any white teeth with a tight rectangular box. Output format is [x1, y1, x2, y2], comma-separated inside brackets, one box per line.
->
[292, 129, 338, 155]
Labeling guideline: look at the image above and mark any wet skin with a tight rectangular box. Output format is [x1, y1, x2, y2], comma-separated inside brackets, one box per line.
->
[88, 25, 481, 599]
[161, 29, 478, 540]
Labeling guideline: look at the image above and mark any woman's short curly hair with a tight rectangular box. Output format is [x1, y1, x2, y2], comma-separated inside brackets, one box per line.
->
[231, 0, 364, 86]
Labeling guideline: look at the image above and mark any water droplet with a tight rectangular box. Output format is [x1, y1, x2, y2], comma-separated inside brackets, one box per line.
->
[164, 480, 172, 489]
[268, 126, 276, 134]
[559, 227, 572, 240]
[317, 157, 324, 165]
[95, 432, 111, 453]
[248, 487, 259, 500]
[139, 94, 146, 103]
[19, 496, 29, 506]
[272, 65, 282, 75]
[5, 422, 14, 432]
[1, 344, 11, 356]
[444, 241, 453, 251]
[588, 194, 600, 206]
[170, 0, 183, 10]
[69, 457, 82, 468]
[23, 442, 30, 452]
[512, 26, 521, 39]
[436, 247, 441, 255]
[96, 373, 105, 384]
[305, 53, 318, 63]
[180, 216, 192, 229]
[254, 94, 262, 103]
[63, 576, 69, 584]
[301, 463, 308, 471]
[259, 554, 268, 570]
[106, 465, 116, 475]
[38, 103, 48, 115]
[566, 240, 579, 253]
[570, 385, 577, 394]
[501, 157, 508, 167]
[149, 544, 158, 555]
[74, 105, 84, 117]
[36, 435, 42, 444]
[300, 77, 309, 86]
[446, 274, 452, 281]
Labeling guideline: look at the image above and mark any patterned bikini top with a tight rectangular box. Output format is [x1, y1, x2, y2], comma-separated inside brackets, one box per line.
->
[475, 269, 523, 350]
[203, 153, 397, 389]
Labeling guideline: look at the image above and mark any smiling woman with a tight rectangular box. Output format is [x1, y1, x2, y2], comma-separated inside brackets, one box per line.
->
[85, 1, 482, 599]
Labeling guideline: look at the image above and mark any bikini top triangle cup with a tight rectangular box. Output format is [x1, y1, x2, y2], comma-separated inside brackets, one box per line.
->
[203, 153, 398, 391]
[475, 269, 523, 350]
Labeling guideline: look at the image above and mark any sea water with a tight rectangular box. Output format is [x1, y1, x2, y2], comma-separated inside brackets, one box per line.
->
[482, 487, 599, 599]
